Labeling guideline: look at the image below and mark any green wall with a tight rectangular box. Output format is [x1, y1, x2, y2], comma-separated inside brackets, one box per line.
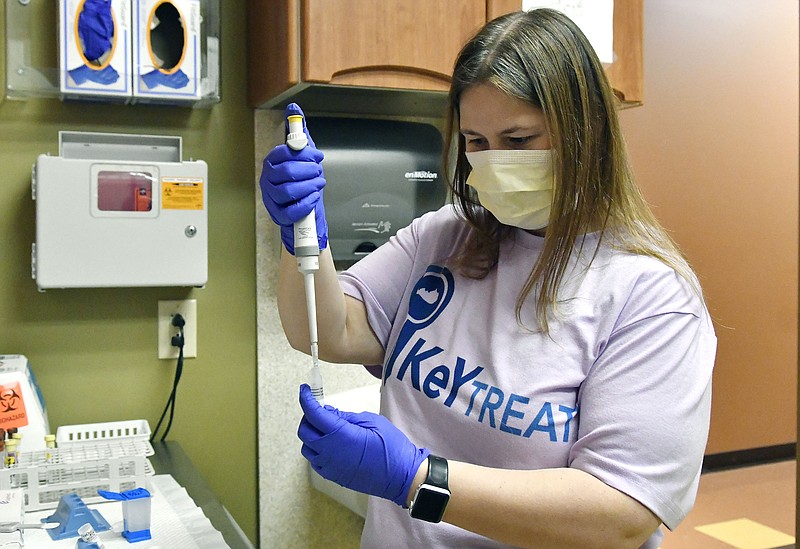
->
[0, 2, 257, 544]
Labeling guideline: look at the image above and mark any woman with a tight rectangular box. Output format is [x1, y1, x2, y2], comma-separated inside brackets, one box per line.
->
[261, 9, 716, 549]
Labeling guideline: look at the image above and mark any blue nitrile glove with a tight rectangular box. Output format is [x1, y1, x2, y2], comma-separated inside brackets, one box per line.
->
[260, 104, 328, 255]
[68, 64, 119, 85]
[78, 0, 115, 62]
[297, 384, 430, 507]
[141, 69, 190, 90]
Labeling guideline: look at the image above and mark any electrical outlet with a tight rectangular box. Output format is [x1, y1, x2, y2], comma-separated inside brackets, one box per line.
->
[158, 300, 197, 359]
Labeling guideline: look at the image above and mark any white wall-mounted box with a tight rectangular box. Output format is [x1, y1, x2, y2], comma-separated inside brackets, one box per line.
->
[32, 131, 208, 290]
[133, 0, 202, 102]
[59, 0, 132, 100]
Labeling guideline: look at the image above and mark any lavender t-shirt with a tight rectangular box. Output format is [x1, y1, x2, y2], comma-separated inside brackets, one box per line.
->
[339, 205, 716, 549]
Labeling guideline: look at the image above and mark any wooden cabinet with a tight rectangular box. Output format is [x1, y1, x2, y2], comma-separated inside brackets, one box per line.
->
[489, 0, 644, 106]
[247, 0, 643, 110]
[247, 0, 486, 109]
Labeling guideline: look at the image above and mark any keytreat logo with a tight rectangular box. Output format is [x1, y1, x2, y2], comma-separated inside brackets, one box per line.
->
[383, 264, 578, 444]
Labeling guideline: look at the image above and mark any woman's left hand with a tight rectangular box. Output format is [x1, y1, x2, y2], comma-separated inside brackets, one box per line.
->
[297, 384, 430, 507]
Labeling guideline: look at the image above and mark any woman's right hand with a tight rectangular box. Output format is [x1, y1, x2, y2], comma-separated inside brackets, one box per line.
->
[259, 103, 328, 255]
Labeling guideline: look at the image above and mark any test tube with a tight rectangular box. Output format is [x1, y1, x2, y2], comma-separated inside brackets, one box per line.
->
[45, 434, 56, 463]
[5, 438, 18, 487]
[11, 432, 22, 453]
[4, 438, 18, 468]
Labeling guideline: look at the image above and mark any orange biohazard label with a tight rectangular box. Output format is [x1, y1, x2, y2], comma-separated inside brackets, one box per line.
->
[162, 178, 204, 210]
[0, 382, 28, 429]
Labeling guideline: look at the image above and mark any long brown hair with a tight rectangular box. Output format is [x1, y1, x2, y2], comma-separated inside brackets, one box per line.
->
[444, 9, 699, 332]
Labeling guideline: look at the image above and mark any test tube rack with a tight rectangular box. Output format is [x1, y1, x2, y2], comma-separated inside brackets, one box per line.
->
[0, 420, 154, 512]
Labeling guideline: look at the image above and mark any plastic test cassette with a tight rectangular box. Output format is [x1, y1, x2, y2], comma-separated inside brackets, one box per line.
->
[32, 131, 207, 289]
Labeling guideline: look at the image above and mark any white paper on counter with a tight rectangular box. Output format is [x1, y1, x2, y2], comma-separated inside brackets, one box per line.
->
[522, 0, 615, 63]
[17, 475, 229, 548]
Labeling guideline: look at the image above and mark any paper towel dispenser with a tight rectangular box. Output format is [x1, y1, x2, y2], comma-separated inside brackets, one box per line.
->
[307, 117, 447, 266]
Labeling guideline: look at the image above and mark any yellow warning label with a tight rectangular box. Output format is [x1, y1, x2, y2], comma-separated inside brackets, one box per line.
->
[162, 178, 204, 210]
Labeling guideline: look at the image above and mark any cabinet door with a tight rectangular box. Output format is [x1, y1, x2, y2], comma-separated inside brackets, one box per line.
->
[302, 0, 486, 92]
[248, 0, 300, 107]
[486, 0, 643, 105]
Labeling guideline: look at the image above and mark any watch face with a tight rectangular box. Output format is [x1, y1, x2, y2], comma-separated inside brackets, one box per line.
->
[410, 486, 451, 523]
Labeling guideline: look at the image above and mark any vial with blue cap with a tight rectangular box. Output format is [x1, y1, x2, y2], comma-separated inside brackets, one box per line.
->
[97, 487, 152, 542]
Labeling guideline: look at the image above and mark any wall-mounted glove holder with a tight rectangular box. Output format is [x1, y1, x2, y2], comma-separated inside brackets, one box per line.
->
[3, 0, 220, 107]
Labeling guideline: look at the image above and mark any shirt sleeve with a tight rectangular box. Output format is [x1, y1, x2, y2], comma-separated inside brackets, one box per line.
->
[569, 271, 717, 530]
[338, 206, 460, 349]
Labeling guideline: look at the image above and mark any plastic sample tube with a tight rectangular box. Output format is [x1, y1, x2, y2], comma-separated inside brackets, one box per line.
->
[45, 434, 56, 463]
[4, 438, 17, 468]
[78, 523, 106, 549]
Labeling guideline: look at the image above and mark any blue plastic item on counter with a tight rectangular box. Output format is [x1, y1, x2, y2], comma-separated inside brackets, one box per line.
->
[98, 487, 152, 542]
[42, 493, 111, 540]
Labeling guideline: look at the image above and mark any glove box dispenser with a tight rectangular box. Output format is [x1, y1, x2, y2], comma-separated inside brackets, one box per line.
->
[307, 117, 447, 266]
[59, 0, 132, 100]
[133, 0, 203, 102]
[32, 131, 207, 290]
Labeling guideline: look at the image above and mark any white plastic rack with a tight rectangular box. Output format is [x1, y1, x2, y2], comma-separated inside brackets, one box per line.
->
[0, 420, 154, 511]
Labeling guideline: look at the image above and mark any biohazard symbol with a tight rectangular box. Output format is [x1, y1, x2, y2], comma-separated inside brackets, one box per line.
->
[0, 387, 21, 413]
[0, 383, 28, 429]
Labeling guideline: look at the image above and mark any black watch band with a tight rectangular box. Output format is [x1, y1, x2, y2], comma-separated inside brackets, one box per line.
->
[409, 455, 450, 523]
[427, 455, 448, 487]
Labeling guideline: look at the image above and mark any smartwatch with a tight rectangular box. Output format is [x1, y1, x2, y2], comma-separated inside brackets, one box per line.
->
[408, 455, 450, 523]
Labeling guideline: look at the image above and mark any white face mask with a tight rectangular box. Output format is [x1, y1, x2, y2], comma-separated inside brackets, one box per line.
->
[465, 149, 554, 230]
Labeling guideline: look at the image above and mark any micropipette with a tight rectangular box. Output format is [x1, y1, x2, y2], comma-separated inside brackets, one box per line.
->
[287, 112, 325, 406]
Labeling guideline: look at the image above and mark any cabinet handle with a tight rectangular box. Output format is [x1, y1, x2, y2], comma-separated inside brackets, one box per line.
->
[328, 65, 451, 89]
